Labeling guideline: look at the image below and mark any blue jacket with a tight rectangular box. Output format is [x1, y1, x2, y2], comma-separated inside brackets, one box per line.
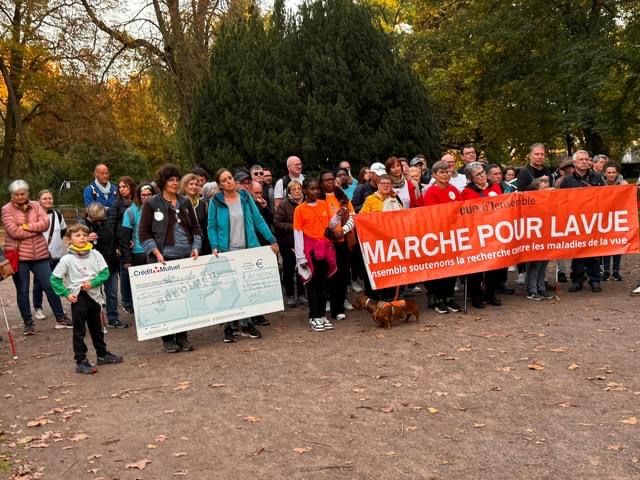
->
[83, 181, 117, 208]
[208, 189, 276, 252]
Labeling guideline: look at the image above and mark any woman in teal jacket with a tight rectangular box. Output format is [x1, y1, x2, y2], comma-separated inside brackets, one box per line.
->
[208, 168, 279, 343]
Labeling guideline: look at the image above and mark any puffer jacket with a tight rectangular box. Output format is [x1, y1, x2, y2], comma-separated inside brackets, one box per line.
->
[1, 200, 50, 261]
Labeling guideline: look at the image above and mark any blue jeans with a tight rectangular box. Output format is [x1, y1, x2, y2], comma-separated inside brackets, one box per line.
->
[119, 262, 133, 309]
[33, 258, 60, 309]
[13, 260, 64, 324]
[103, 271, 119, 324]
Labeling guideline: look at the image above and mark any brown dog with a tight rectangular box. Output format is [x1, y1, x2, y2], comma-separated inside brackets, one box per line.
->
[353, 295, 420, 329]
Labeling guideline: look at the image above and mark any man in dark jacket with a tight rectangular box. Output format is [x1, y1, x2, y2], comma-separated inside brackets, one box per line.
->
[517, 143, 553, 191]
[559, 149, 605, 293]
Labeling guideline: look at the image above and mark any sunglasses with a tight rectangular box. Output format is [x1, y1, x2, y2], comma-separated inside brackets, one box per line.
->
[253, 172, 264, 176]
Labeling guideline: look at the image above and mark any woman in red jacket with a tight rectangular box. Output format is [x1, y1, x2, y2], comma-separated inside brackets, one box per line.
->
[461, 162, 504, 309]
[1, 180, 70, 335]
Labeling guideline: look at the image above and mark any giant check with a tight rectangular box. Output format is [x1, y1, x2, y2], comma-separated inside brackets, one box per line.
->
[129, 247, 284, 340]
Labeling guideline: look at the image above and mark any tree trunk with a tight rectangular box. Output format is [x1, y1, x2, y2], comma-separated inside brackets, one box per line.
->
[583, 127, 607, 155]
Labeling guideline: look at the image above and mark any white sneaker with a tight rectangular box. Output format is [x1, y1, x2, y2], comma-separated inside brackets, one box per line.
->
[343, 300, 354, 311]
[351, 282, 363, 293]
[321, 317, 334, 330]
[310, 318, 325, 332]
[335, 313, 346, 321]
[632, 285, 640, 296]
[516, 273, 525, 285]
[325, 301, 330, 312]
[34, 309, 46, 320]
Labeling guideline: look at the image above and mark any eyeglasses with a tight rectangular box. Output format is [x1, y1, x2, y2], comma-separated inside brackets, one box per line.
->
[141, 193, 153, 198]
[253, 172, 264, 176]
[473, 171, 487, 178]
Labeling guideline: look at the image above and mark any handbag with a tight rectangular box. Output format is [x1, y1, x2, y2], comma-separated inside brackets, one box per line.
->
[4, 248, 19, 272]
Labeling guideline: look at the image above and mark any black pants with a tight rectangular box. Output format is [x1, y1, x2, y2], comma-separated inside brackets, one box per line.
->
[280, 244, 304, 298]
[571, 257, 600, 284]
[307, 258, 328, 319]
[328, 242, 349, 318]
[72, 291, 107, 363]
[467, 269, 501, 301]
[350, 242, 365, 282]
[425, 276, 456, 302]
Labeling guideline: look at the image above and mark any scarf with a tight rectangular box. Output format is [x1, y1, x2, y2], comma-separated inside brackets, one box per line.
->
[94, 180, 113, 197]
[391, 175, 405, 189]
[68, 242, 93, 258]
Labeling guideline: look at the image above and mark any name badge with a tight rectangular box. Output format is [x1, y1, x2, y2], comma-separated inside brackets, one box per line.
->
[154, 211, 164, 221]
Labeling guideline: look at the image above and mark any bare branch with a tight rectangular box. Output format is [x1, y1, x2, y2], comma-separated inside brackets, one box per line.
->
[100, 43, 129, 83]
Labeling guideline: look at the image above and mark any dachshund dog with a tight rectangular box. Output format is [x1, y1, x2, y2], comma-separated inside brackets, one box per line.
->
[353, 295, 420, 329]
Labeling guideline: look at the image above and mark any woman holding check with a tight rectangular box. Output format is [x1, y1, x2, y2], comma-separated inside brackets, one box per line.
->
[207, 168, 279, 344]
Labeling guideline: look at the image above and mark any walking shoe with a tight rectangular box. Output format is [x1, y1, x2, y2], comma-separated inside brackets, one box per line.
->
[538, 290, 555, 300]
[175, 337, 194, 351]
[34, 308, 46, 320]
[310, 318, 326, 331]
[568, 283, 583, 293]
[344, 300, 354, 311]
[240, 325, 262, 338]
[484, 296, 502, 306]
[527, 293, 544, 301]
[23, 323, 35, 336]
[223, 327, 237, 343]
[602, 271, 610, 281]
[590, 282, 602, 293]
[287, 296, 297, 308]
[612, 272, 623, 281]
[335, 313, 346, 321]
[297, 295, 308, 305]
[495, 285, 515, 294]
[97, 352, 124, 364]
[471, 298, 485, 309]
[631, 285, 640, 296]
[108, 320, 129, 329]
[253, 315, 271, 326]
[557, 271, 568, 283]
[434, 301, 449, 315]
[516, 273, 526, 285]
[121, 305, 134, 314]
[76, 359, 97, 375]
[320, 317, 334, 330]
[55, 316, 73, 329]
[446, 298, 461, 312]
[351, 282, 363, 293]
[162, 340, 180, 353]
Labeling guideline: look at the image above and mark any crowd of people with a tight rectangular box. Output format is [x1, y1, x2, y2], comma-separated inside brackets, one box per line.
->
[0, 143, 635, 374]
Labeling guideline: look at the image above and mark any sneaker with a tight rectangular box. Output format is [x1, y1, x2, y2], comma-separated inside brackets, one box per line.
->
[310, 318, 326, 331]
[240, 325, 262, 338]
[631, 285, 640, 296]
[471, 298, 485, 309]
[320, 317, 334, 330]
[55, 316, 73, 329]
[427, 294, 437, 309]
[253, 315, 270, 326]
[516, 273, 526, 285]
[162, 340, 180, 353]
[297, 295, 308, 305]
[351, 282, 363, 293]
[612, 272, 623, 281]
[287, 296, 297, 308]
[223, 326, 237, 343]
[590, 282, 602, 293]
[602, 271, 610, 281]
[97, 352, 124, 364]
[34, 308, 46, 320]
[23, 323, 35, 336]
[335, 313, 346, 321]
[446, 298, 461, 313]
[538, 290, 555, 300]
[76, 360, 97, 375]
[411, 285, 422, 293]
[484, 295, 502, 306]
[121, 305, 134, 314]
[568, 283, 583, 293]
[557, 271, 568, 283]
[176, 337, 194, 351]
[325, 301, 330, 312]
[527, 293, 544, 301]
[434, 301, 449, 315]
[343, 300, 354, 311]
[108, 320, 129, 329]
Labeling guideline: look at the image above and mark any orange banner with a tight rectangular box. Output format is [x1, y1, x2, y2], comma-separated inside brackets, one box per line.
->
[354, 185, 640, 289]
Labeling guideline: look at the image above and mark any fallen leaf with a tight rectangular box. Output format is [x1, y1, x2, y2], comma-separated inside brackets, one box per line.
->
[375, 334, 385, 339]
[174, 381, 191, 391]
[27, 442, 49, 448]
[164, 409, 176, 414]
[386, 451, 396, 456]
[568, 363, 580, 370]
[253, 447, 265, 455]
[243, 416, 261, 423]
[528, 361, 545, 371]
[146, 444, 157, 449]
[126, 458, 151, 470]
[174, 471, 189, 476]
[406, 426, 417, 431]
[607, 444, 623, 452]
[622, 417, 638, 425]
[173, 452, 187, 457]
[427, 407, 439, 414]
[155, 434, 169, 442]
[27, 418, 52, 428]
[604, 382, 627, 392]
[292, 447, 311, 454]
[456, 346, 472, 352]
[473, 423, 486, 428]
[352, 388, 365, 393]
[87, 454, 102, 460]
[412, 406, 423, 411]
[549, 347, 567, 353]
[69, 432, 90, 442]
[557, 402, 575, 408]
[208, 383, 226, 389]
[380, 405, 395, 413]
[496, 367, 512, 372]
[87, 468, 100, 474]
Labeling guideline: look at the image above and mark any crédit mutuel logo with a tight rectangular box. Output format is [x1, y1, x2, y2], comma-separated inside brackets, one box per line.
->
[133, 264, 181, 277]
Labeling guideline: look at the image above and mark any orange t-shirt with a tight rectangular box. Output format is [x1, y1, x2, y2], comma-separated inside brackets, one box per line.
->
[293, 200, 331, 240]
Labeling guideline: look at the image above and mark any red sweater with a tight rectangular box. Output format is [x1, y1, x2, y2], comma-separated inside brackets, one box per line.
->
[461, 182, 503, 200]
[422, 183, 462, 206]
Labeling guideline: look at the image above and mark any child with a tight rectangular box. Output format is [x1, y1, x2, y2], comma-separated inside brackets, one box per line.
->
[51, 224, 123, 374]
[526, 177, 554, 301]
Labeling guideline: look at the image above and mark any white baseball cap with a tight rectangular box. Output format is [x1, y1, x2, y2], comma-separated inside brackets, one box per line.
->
[369, 162, 387, 176]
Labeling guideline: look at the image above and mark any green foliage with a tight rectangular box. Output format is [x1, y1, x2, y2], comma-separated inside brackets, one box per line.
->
[192, 0, 440, 174]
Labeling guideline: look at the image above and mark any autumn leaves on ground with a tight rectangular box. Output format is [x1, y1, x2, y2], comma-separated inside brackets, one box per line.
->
[1, 260, 640, 480]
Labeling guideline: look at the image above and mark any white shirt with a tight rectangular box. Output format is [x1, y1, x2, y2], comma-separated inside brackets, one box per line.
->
[41, 210, 67, 260]
[274, 174, 305, 200]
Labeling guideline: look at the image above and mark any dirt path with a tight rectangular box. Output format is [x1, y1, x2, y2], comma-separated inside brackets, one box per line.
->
[1, 258, 640, 479]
